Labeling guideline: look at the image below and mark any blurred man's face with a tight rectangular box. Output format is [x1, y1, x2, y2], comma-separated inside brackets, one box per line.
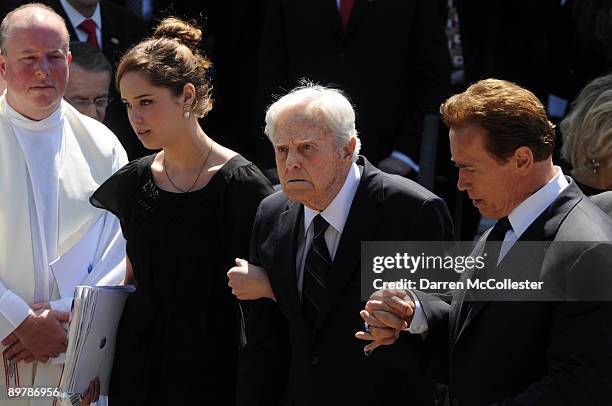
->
[0, 16, 70, 120]
[65, 64, 111, 122]
[450, 123, 522, 219]
[273, 107, 355, 211]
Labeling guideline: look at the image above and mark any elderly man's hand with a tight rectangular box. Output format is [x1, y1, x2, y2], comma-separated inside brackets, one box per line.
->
[2, 309, 69, 362]
[227, 258, 276, 301]
[355, 289, 416, 353]
[367, 289, 415, 322]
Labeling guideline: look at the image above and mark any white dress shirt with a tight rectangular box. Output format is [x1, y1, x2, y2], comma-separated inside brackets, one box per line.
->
[60, 0, 103, 50]
[295, 162, 361, 296]
[409, 167, 569, 334]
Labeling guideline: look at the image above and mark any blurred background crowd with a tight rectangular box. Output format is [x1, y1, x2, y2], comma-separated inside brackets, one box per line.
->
[2, 0, 611, 240]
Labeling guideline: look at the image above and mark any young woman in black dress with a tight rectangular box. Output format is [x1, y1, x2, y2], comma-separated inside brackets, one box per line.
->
[90, 17, 273, 405]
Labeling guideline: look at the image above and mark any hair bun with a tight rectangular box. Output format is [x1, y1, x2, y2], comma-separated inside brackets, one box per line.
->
[153, 17, 202, 53]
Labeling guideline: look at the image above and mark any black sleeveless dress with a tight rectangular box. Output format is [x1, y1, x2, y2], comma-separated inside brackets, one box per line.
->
[90, 154, 273, 405]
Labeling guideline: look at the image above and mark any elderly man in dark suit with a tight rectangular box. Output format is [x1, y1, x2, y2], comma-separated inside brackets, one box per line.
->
[358, 79, 612, 405]
[229, 83, 454, 405]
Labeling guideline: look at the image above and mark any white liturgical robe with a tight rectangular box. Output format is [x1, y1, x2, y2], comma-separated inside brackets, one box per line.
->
[0, 95, 127, 405]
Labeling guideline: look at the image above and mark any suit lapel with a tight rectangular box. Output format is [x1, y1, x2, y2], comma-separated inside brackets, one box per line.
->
[315, 0, 343, 42]
[270, 200, 303, 321]
[453, 178, 584, 344]
[312, 158, 382, 334]
[50, 0, 79, 42]
[100, 3, 122, 64]
[451, 237, 486, 341]
[342, 0, 371, 41]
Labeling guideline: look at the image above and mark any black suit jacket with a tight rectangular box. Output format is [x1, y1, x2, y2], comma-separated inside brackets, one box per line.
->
[45, 0, 149, 160]
[254, 0, 450, 169]
[238, 156, 454, 406]
[385, 179, 612, 405]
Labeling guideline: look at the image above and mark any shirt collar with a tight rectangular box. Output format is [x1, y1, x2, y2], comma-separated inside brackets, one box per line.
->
[3, 97, 65, 131]
[303, 162, 361, 236]
[507, 166, 569, 238]
[61, 0, 102, 31]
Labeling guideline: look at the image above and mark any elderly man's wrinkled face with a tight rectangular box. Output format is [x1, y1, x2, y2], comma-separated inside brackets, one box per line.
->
[65, 64, 111, 122]
[450, 123, 523, 219]
[0, 16, 70, 120]
[273, 107, 355, 211]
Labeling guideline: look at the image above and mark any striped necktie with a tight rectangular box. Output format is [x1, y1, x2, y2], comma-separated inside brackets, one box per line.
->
[302, 214, 332, 332]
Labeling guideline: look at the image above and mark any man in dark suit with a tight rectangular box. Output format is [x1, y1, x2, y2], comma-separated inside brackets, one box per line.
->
[44, 0, 149, 159]
[254, 0, 450, 179]
[358, 79, 612, 405]
[230, 84, 454, 405]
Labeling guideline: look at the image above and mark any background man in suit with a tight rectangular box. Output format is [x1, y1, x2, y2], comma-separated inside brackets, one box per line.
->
[254, 0, 450, 179]
[65, 41, 112, 122]
[45, 0, 148, 159]
[357, 79, 612, 405]
[232, 84, 454, 405]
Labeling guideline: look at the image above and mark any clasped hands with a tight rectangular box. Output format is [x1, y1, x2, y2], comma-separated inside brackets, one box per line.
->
[2, 302, 69, 364]
[227, 263, 414, 355]
[355, 289, 415, 353]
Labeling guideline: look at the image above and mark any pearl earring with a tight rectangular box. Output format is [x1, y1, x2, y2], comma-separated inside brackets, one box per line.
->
[183, 109, 191, 118]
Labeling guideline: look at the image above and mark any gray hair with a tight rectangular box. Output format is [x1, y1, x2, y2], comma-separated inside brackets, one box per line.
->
[560, 73, 612, 172]
[69, 41, 112, 74]
[0, 3, 69, 55]
[264, 82, 361, 161]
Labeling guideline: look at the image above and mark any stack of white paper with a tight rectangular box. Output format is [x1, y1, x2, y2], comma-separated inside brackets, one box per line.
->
[59, 285, 135, 402]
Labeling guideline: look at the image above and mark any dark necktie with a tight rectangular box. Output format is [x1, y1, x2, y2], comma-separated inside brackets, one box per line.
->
[339, 0, 355, 29]
[483, 217, 512, 269]
[78, 19, 99, 49]
[459, 217, 512, 329]
[302, 215, 332, 332]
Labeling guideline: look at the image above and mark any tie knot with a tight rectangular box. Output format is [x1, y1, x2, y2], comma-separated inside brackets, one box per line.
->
[312, 215, 329, 239]
[487, 217, 511, 242]
[78, 19, 97, 35]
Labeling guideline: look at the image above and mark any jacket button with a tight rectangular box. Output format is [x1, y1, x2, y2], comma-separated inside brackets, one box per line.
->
[311, 355, 319, 365]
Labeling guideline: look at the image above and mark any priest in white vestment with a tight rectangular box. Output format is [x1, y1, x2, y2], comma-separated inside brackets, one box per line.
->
[0, 4, 127, 405]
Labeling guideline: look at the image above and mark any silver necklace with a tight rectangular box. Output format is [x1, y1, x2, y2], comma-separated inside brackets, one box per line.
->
[163, 138, 213, 193]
